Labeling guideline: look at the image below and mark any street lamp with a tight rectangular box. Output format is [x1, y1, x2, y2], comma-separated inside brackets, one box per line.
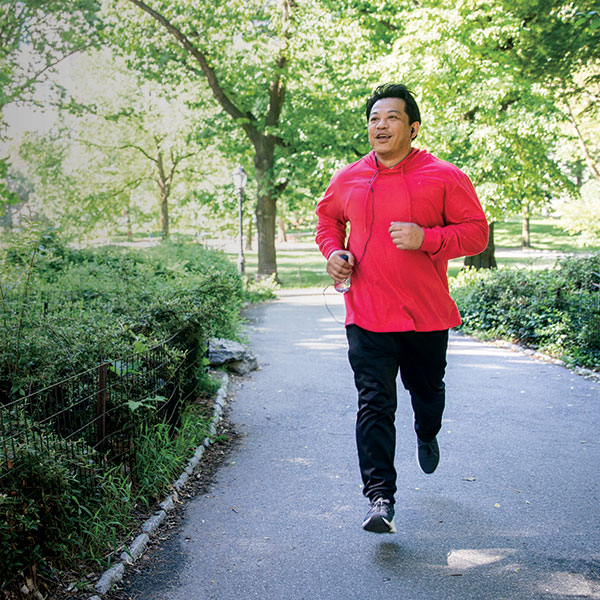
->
[232, 165, 248, 275]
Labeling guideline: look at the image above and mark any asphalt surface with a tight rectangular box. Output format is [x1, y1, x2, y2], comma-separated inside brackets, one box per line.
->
[122, 288, 600, 600]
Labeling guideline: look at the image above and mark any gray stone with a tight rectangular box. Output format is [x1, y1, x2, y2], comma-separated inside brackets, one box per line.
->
[121, 533, 150, 564]
[95, 563, 125, 595]
[159, 495, 175, 512]
[141, 510, 166, 535]
[208, 338, 257, 374]
[173, 471, 189, 490]
[228, 357, 258, 375]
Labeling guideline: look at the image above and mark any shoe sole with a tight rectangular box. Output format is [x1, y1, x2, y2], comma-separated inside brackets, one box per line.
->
[362, 515, 396, 534]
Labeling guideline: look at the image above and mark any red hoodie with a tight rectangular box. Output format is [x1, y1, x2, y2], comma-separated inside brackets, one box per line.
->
[315, 149, 489, 332]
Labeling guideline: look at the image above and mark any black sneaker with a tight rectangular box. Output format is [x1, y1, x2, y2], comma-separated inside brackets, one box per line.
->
[362, 497, 396, 533]
[417, 436, 440, 474]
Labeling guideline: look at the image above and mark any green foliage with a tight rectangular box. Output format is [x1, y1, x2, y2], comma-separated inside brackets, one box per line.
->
[0, 234, 243, 394]
[560, 180, 600, 244]
[0, 421, 131, 583]
[451, 253, 600, 369]
[242, 273, 279, 302]
[1, 0, 104, 217]
[0, 1, 102, 115]
[131, 402, 212, 504]
[0, 233, 242, 585]
[376, 0, 576, 225]
[0, 398, 218, 584]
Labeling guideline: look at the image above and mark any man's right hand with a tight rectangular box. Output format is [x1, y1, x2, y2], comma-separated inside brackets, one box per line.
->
[326, 250, 355, 284]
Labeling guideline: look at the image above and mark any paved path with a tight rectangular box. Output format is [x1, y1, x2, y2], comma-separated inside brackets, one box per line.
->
[123, 289, 600, 600]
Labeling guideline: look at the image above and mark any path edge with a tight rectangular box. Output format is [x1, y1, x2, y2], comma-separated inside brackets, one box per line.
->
[88, 372, 230, 599]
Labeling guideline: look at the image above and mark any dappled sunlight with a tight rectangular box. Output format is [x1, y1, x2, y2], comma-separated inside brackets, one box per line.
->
[537, 572, 600, 598]
[294, 335, 346, 352]
[447, 346, 508, 358]
[447, 548, 512, 570]
[506, 358, 550, 365]
[282, 457, 312, 466]
[450, 363, 509, 370]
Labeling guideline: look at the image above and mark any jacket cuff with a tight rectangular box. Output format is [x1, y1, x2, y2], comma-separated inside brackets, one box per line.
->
[325, 246, 344, 260]
[420, 227, 442, 254]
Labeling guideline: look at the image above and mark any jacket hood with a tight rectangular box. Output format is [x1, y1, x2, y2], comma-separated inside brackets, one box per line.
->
[363, 148, 426, 173]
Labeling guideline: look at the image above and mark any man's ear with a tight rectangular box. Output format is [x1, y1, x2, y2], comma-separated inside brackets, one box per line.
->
[410, 122, 420, 140]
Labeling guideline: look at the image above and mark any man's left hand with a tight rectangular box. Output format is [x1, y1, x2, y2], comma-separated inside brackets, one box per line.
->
[389, 221, 425, 250]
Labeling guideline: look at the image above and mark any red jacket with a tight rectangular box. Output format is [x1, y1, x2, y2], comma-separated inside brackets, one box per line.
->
[315, 149, 489, 332]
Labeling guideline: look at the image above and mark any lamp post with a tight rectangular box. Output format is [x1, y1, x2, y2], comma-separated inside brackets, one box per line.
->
[232, 165, 248, 275]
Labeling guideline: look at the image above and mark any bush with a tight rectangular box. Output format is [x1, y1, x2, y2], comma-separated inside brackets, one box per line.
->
[0, 234, 244, 587]
[0, 423, 127, 584]
[0, 236, 244, 396]
[450, 253, 600, 370]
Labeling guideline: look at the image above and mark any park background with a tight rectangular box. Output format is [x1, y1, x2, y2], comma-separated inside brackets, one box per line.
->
[0, 0, 599, 598]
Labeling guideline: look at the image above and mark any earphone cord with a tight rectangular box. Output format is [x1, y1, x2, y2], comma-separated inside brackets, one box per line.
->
[322, 177, 377, 327]
[322, 284, 345, 325]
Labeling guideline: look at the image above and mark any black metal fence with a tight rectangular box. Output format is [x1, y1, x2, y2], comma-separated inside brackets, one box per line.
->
[0, 279, 208, 588]
[0, 335, 193, 491]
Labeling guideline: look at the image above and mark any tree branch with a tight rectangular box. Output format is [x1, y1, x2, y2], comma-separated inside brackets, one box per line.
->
[88, 175, 151, 201]
[12, 43, 94, 98]
[127, 0, 261, 143]
[76, 138, 158, 164]
[564, 97, 600, 182]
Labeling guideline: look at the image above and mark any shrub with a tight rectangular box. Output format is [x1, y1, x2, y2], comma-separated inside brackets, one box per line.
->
[450, 253, 600, 370]
[0, 234, 244, 587]
[0, 237, 244, 396]
[0, 423, 126, 584]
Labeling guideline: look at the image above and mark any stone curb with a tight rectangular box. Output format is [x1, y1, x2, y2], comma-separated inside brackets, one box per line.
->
[89, 372, 230, 598]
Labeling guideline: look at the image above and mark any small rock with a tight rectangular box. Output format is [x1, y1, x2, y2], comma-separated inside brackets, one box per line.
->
[208, 338, 257, 374]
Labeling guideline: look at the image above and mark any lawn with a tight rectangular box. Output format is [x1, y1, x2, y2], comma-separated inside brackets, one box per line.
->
[229, 216, 598, 289]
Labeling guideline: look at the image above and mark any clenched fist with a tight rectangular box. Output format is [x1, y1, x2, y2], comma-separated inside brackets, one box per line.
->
[326, 250, 355, 284]
[389, 221, 424, 250]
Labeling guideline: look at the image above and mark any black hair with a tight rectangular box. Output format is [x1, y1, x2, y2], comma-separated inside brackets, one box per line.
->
[365, 83, 421, 124]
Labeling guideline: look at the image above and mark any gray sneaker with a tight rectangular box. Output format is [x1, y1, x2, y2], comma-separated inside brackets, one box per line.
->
[362, 497, 396, 533]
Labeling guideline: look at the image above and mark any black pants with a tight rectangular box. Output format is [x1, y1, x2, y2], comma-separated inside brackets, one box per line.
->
[346, 324, 449, 503]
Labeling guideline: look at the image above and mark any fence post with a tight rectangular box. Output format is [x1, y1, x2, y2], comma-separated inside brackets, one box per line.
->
[97, 362, 108, 451]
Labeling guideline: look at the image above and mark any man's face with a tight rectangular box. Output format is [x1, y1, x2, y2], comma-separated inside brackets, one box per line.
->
[367, 97, 418, 165]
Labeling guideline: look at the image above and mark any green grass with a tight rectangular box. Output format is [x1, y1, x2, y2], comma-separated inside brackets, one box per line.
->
[240, 246, 330, 288]
[222, 217, 600, 289]
[494, 217, 584, 252]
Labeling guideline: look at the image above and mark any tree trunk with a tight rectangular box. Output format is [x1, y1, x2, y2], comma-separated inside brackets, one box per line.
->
[521, 205, 530, 249]
[255, 188, 277, 277]
[126, 208, 133, 241]
[464, 222, 497, 269]
[254, 139, 278, 278]
[278, 215, 287, 242]
[160, 190, 169, 238]
[156, 150, 170, 238]
[245, 215, 253, 251]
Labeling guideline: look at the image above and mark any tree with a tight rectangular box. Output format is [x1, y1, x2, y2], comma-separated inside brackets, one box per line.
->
[0, 0, 102, 217]
[70, 51, 214, 238]
[375, 0, 578, 267]
[17, 49, 224, 238]
[103, 0, 394, 277]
